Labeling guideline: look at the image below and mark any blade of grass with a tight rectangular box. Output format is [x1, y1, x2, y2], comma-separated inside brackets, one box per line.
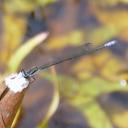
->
[7, 32, 48, 73]
[10, 106, 22, 128]
[38, 66, 60, 128]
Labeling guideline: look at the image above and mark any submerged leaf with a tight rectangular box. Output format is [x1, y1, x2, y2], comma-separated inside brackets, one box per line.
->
[46, 30, 84, 50]
[91, 0, 128, 6]
[74, 100, 113, 128]
[112, 111, 128, 128]
[4, 0, 56, 13]
[72, 51, 122, 81]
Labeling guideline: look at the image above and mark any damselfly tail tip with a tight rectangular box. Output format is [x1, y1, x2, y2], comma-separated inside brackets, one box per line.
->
[104, 40, 117, 47]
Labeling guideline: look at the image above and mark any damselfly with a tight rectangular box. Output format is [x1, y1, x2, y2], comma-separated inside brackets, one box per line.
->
[22, 40, 117, 78]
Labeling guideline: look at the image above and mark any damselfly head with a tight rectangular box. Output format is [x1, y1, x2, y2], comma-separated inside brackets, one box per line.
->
[21, 67, 39, 78]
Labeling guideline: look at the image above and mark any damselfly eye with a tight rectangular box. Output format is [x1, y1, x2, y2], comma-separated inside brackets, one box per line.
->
[21, 69, 30, 78]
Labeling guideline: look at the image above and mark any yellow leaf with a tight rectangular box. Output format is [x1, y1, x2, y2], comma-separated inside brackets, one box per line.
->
[4, 0, 56, 13]
[4, 0, 36, 13]
[91, 0, 128, 6]
[93, 7, 128, 30]
[0, 14, 26, 65]
[72, 51, 123, 81]
[112, 111, 128, 128]
[118, 27, 128, 42]
[46, 30, 84, 50]
[88, 26, 118, 44]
